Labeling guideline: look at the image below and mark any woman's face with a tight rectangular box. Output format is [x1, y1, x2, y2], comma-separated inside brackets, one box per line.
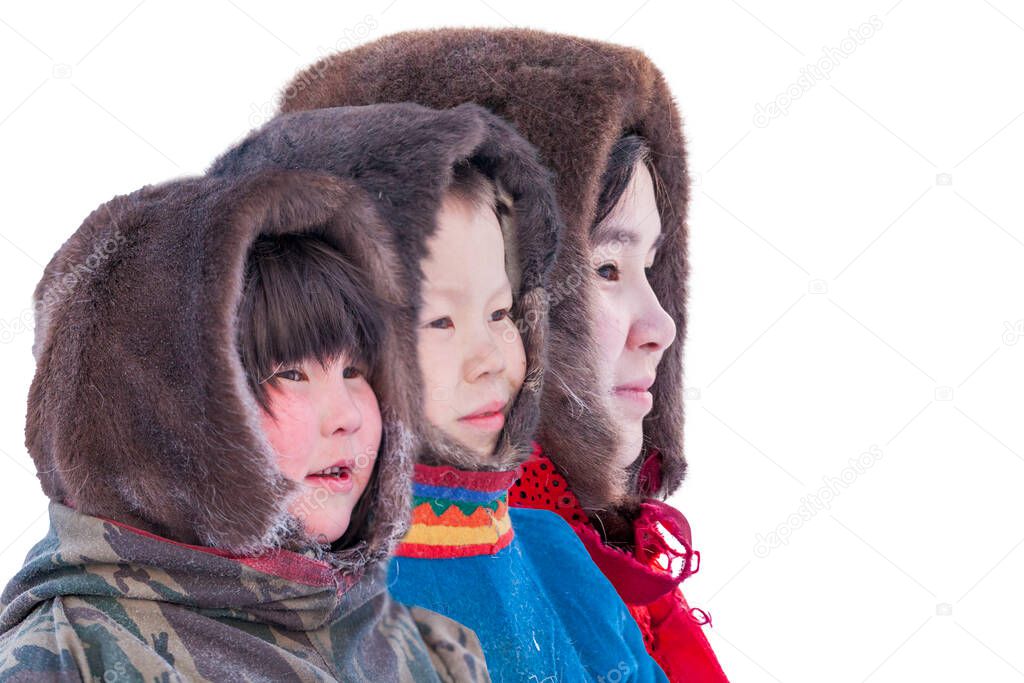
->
[417, 193, 527, 459]
[590, 163, 677, 470]
[259, 355, 380, 545]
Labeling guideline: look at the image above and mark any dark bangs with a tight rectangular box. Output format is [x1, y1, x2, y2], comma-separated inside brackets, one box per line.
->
[592, 134, 654, 230]
[237, 232, 384, 413]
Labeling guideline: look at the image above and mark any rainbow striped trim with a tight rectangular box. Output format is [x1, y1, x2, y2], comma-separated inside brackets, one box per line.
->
[395, 463, 520, 559]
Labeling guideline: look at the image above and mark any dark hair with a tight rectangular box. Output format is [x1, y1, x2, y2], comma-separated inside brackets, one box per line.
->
[592, 134, 659, 229]
[237, 232, 384, 412]
[446, 160, 510, 220]
[236, 232, 384, 550]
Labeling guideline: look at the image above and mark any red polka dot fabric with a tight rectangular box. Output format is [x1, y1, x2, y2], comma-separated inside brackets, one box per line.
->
[509, 443, 589, 529]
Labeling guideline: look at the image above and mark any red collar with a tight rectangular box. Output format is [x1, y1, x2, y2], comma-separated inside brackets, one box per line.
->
[510, 443, 700, 605]
[67, 499, 339, 588]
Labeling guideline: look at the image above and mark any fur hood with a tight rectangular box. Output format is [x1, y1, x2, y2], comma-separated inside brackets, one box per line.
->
[209, 102, 561, 473]
[26, 168, 417, 573]
[276, 28, 690, 517]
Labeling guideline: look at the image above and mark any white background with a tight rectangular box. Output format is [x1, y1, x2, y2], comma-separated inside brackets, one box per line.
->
[1, 2, 1022, 681]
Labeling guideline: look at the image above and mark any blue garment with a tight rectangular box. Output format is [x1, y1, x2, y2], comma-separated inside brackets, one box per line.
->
[389, 506, 668, 683]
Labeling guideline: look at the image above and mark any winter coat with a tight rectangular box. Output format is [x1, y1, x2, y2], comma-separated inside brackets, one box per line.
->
[274, 27, 728, 681]
[0, 501, 485, 681]
[1, 164, 489, 681]
[389, 463, 668, 683]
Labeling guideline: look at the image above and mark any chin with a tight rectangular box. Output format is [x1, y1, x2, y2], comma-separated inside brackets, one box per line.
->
[307, 504, 353, 545]
[445, 426, 498, 460]
[306, 520, 348, 546]
[613, 423, 645, 470]
[465, 440, 499, 462]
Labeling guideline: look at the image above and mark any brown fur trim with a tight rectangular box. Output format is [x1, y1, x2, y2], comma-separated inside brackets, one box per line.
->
[276, 28, 690, 519]
[27, 169, 416, 572]
[209, 102, 561, 473]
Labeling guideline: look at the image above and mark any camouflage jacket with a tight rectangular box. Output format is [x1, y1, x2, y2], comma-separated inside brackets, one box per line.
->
[0, 502, 489, 682]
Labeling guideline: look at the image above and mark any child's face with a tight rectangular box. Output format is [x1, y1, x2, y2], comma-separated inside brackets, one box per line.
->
[590, 163, 677, 470]
[259, 356, 381, 544]
[418, 194, 527, 458]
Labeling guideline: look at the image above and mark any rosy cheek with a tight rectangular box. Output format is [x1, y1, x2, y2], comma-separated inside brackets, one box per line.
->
[260, 393, 315, 482]
[358, 388, 383, 452]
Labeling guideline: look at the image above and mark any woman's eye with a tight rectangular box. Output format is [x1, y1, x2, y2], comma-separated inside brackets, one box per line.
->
[426, 317, 454, 330]
[342, 366, 363, 379]
[275, 368, 306, 382]
[490, 308, 512, 322]
[596, 263, 620, 281]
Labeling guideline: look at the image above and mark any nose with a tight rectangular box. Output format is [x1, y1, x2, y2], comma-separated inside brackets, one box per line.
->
[323, 380, 363, 437]
[462, 321, 508, 383]
[626, 283, 677, 353]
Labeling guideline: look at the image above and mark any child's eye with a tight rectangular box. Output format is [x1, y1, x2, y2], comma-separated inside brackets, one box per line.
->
[596, 263, 620, 281]
[275, 368, 307, 382]
[342, 366, 364, 379]
[425, 317, 454, 330]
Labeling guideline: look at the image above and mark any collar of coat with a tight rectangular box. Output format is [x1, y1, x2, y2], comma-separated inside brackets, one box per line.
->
[394, 463, 521, 559]
[0, 502, 383, 633]
[510, 443, 700, 606]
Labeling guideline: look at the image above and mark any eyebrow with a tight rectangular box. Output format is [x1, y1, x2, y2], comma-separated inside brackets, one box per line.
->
[423, 279, 513, 302]
[592, 224, 666, 252]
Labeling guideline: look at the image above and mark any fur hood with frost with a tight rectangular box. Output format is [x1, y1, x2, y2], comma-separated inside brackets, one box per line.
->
[27, 167, 417, 573]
